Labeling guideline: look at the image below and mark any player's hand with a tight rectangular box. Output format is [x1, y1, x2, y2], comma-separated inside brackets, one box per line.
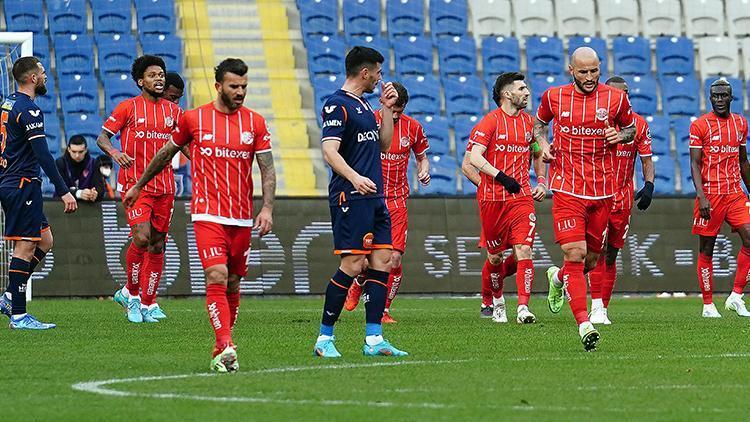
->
[350, 174, 377, 195]
[81, 188, 97, 202]
[379, 82, 398, 109]
[531, 184, 547, 202]
[541, 143, 555, 163]
[698, 194, 711, 220]
[60, 192, 77, 213]
[123, 186, 141, 209]
[604, 121, 620, 145]
[634, 181, 654, 210]
[418, 168, 431, 186]
[494, 171, 521, 194]
[110, 150, 134, 169]
[253, 206, 273, 237]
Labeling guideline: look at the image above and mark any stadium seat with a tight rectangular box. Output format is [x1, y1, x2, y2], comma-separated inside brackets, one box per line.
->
[47, 0, 87, 36]
[526, 36, 564, 77]
[698, 37, 741, 79]
[568, 36, 608, 75]
[678, 154, 695, 194]
[652, 155, 676, 194]
[59, 74, 98, 93]
[5, 0, 45, 34]
[41, 175, 55, 198]
[613, 36, 651, 77]
[64, 114, 104, 151]
[306, 35, 346, 78]
[136, 2, 177, 35]
[703, 77, 744, 114]
[98, 35, 138, 78]
[140, 34, 183, 72]
[727, 0, 750, 38]
[671, 116, 697, 152]
[461, 176, 477, 195]
[641, 0, 682, 37]
[530, 74, 569, 108]
[655, 37, 694, 78]
[402, 75, 442, 117]
[684, 0, 724, 38]
[45, 118, 62, 158]
[418, 155, 458, 195]
[298, 0, 338, 38]
[513, 0, 555, 37]
[645, 115, 670, 155]
[661, 76, 701, 117]
[453, 117, 476, 154]
[33, 34, 52, 72]
[437, 36, 477, 77]
[443, 75, 484, 121]
[429, 0, 468, 39]
[482, 36, 520, 79]
[92, 0, 132, 37]
[61, 88, 99, 115]
[469, 0, 512, 38]
[386, 0, 425, 40]
[394, 36, 433, 77]
[36, 81, 58, 116]
[418, 115, 451, 154]
[104, 76, 140, 115]
[54, 34, 95, 76]
[312, 74, 343, 125]
[624, 75, 658, 116]
[343, 0, 381, 39]
[597, 0, 639, 38]
[555, 0, 596, 38]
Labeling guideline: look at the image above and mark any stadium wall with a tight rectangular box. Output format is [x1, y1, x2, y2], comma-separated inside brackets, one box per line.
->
[28, 198, 742, 297]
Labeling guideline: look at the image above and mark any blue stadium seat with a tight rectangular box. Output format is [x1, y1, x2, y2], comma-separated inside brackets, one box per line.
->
[33, 34, 52, 72]
[299, 0, 338, 37]
[135, 0, 173, 8]
[678, 154, 695, 194]
[402, 75, 441, 117]
[429, 0, 468, 39]
[568, 36, 607, 76]
[140, 34, 183, 72]
[661, 76, 700, 117]
[526, 36, 565, 77]
[59, 74, 98, 92]
[36, 82, 58, 116]
[312, 74, 344, 126]
[418, 115, 450, 154]
[306, 35, 346, 78]
[61, 88, 99, 115]
[482, 36, 521, 79]
[530, 74, 569, 109]
[47, 0, 87, 36]
[64, 114, 104, 152]
[41, 175, 55, 198]
[656, 37, 694, 78]
[136, 2, 176, 35]
[5, 0, 45, 34]
[437, 36, 477, 77]
[98, 35, 138, 77]
[613, 36, 651, 76]
[624, 75, 658, 116]
[45, 118, 62, 158]
[443, 75, 484, 122]
[671, 117, 696, 153]
[704, 77, 744, 114]
[453, 117, 476, 156]
[645, 115, 670, 156]
[343, 0, 380, 39]
[92, 0, 132, 37]
[104, 77, 140, 115]
[418, 155, 458, 195]
[54, 34, 95, 76]
[653, 155, 676, 194]
[394, 36, 433, 77]
[386, 0, 424, 40]
[461, 177, 477, 195]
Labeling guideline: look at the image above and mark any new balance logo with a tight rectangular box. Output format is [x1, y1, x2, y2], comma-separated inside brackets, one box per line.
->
[28, 110, 40, 117]
[324, 105, 336, 114]
[561, 111, 571, 118]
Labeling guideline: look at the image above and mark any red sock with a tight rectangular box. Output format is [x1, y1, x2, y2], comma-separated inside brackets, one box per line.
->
[481, 260, 493, 307]
[601, 262, 617, 308]
[501, 254, 517, 277]
[125, 243, 147, 297]
[697, 254, 714, 305]
[588, 257, 605, 300]
[227, 290, 240, 330]
[385, 265, 403, 309]
[482, 259, 504, 298]
[206, 283, 232, 346]
[733, 247, 750, 294]
[140, 252, 164, 306]
[515, 259, 533, 306]
[562, 260, 589, 324]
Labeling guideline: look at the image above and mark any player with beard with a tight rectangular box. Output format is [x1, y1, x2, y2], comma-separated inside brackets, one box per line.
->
[97, 55, 182, 324]
[689, 79, 750, 318]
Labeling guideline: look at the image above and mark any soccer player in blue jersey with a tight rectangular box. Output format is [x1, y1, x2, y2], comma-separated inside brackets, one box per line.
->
[0, 56, 77, 329]
[312, 46, 408, 357]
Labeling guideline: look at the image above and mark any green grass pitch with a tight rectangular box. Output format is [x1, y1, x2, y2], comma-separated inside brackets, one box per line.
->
[2, 296, 749, 420]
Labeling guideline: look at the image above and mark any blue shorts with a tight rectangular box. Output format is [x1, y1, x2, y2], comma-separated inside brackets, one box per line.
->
[0, 178, 49, 241]
[330, 197, 392, 255]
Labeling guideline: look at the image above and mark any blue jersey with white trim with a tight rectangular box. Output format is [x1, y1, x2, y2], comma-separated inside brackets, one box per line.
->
[321, 89, 383, 205]
[0, 92, 46, 187]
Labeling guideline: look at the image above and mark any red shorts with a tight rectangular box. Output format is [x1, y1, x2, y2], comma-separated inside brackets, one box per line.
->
[552, 191, 613, 254]
[194, 221, 252, 276]
[606, 208, 631, 249]
[122, 192, 174, 233]
[692, 191, 750, 236]
[479, 197, 536, 255]
[389, 206, 408, 254]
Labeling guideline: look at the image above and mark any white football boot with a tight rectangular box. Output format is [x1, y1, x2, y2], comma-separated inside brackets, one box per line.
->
[724, 293, 750, 317]
[702, 303, 722, 318]
[589, 306, 612, 325]
[492, 296, 508, 323]
[516, 305, 536, 324]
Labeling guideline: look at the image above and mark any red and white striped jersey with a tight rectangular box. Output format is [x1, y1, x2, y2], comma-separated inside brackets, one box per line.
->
[612, 113, 652, 211]
[375, 110, 429, 209]
[689, 112, 749, 195]
[103, 95, 182, 194]
[171, 102, 272, 226]
[536, 83, 635, 199]
[469, 108, 535, 201]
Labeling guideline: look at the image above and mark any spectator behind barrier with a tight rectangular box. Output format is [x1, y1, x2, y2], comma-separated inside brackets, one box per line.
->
[55, 135, 105, 202]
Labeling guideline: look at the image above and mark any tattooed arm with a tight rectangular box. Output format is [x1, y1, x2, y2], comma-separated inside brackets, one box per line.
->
[254, 151, 276, 236]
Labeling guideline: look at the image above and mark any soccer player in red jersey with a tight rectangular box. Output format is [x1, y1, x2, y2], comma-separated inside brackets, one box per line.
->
[534, 48, 636, 351]
[587, 76, 655, 325]
[124, 58, 276, 372]
[469, 72, 547, 324]
[343, 82, 431, 323]
[689, 79, 750, 318]
[97, 56, 183, 324]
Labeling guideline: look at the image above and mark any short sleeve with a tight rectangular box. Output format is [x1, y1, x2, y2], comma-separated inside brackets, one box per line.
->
[637, 120, 653, 157]
[535, 89, 554, 124]
[321, 99, 347, 142]
[254, 115, 272, 154]
[614, 92, 635, 128]
[17, 104, 45, 141]
[412, 121, 429, 156]
[469, 114, 495, 148]
[171, 110, 193, 147]
[741, 116, 749, 142]
[689, 120, 704, 149]
[102, 100, 130, 135]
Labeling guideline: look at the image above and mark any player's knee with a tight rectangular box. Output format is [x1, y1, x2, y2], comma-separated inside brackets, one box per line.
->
[226, 276, 240, 294]
[563, 247, 587, 262]
[39, 232, 54, 252]
[390, 252, 402, 268]
[341, 255, 367, 275]
[206, 266, 229, 286]
[514, 245, 532, 260]
[132, 232, 149, 249]
[148, 241, 165, 254]
[488, 253, 502, 265]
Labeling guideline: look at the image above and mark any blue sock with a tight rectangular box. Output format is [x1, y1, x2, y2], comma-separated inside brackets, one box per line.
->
[319, 324, 334, 336]
[363, 268, 389, 328]
[366, 323, 382, 337]
[8, 257, 30, 316]
[320, 269, 354, 333]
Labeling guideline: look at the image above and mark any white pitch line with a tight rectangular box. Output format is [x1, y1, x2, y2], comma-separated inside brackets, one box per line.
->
[509, 352, 750, 362]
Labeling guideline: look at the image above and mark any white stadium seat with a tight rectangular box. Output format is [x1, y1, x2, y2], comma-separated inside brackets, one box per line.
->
[555, 0, 596, 38]
[597, 0, 640, 38]
[512, 0, 555, 37]
[698, 37, 740, 78]
[726, 0, 750, 38]
[469, 0, 512, 39]
[640, 0, 682, 37]
[684, 0, 725, 38]
[739, 38, 750, 79]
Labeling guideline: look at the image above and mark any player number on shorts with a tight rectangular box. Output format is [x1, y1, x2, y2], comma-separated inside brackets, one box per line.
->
[525, 221, 536, 243]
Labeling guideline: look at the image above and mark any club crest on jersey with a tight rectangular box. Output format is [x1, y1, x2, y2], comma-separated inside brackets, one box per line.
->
[241, 131, 254, 145]
[400, 137, 410, 148]
[165, 116, 174, 127]
[595, 108, 608, 121]
[363, 232, 374, 249]
[1, 100, 13, 110]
